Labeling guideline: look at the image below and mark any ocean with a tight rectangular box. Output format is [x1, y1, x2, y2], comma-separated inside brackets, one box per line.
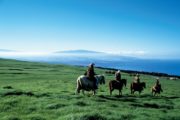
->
[42, 57, 180, 76]
[1, 55, 180, 76]
[95, 59, 180, 76]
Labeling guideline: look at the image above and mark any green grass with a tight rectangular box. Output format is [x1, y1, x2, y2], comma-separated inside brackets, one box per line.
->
[0, 58, 180, 120]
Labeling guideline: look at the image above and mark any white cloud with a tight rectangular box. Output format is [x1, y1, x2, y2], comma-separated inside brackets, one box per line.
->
[0, 51, 50, 57]
[107, 50, 147, 56]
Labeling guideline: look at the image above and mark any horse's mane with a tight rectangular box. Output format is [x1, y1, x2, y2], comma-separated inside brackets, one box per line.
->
[95, 75, 105, 84]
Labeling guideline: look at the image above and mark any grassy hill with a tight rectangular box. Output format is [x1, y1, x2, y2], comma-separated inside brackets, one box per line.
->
[0, 58, 180, 120]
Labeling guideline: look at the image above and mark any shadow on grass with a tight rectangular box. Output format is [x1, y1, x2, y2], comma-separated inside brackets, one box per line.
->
[28, 115, 46, 120]
[79, 113, 107, 120]
[1, 90, 51, 98]
[8, 68, 24, 71]
[138, 94, 180, 100]
[3, 116, 21, 120]
[97, 94, 179, 109]
[46, 103, 66, 109]
[3, 86, 13, 89]
[160, 116, 180, 120]
[1, 90, 35, 97]
[130, 103, 174, 109]
[98, 95, 137, 102]
[74, 101, 88, 107]
[120, 114, 135, 120]
[0, 72, 29, 74]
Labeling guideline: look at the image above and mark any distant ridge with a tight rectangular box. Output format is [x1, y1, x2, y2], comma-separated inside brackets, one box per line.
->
[0, 49, 15, 52]
[55, 49, 105, 54]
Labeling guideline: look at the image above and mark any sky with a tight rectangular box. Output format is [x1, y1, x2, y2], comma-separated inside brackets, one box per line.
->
[0, 0, 180, 59]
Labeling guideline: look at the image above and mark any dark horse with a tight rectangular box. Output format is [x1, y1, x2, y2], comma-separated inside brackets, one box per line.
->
[130, 82, 146, 94]
[109, 79, 127, 96]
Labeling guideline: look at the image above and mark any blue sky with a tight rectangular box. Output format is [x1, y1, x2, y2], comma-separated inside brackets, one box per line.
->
[0, 0, 180, 59]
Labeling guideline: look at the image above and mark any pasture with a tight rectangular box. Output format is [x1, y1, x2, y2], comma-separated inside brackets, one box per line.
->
[0, 58, 180, 120]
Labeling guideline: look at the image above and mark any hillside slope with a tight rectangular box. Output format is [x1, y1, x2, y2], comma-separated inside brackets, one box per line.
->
[0, 58, 180, 120]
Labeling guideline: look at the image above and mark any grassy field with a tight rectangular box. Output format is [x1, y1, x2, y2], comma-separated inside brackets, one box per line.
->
[0, 58, 180, 120]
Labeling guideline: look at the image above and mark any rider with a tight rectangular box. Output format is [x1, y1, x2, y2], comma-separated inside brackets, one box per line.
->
[84, 63, 97, 89]
[115, 70, 121, 82]
[134, 73, 140, 84]
[155, 77, 161, 89]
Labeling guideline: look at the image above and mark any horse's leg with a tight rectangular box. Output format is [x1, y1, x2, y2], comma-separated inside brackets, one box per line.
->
[151, 90, 154, 96]
[110, 89, 114, 96]
[109, 86, 111, 95]
[82, 90, 85, 95]
[131, 89, 134, 95]
[119, 89, 122, 96]
[131, 88, 134, 94]
[76, 87, 80, 94]
[75, 89, 78, 94]
[109, 82, 112, 95]
[93, 90, 96, 95]
[155, 92, 157, 96]
[110, 89, 112, 95]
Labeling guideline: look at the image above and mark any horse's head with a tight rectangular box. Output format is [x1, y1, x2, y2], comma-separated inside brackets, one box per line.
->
[121, 79, 127, 87]
[142, 82, 146, 88]
[96, 75, 105, 85]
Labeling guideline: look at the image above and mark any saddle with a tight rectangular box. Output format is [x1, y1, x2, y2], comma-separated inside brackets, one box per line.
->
[87, 77, 97, 89]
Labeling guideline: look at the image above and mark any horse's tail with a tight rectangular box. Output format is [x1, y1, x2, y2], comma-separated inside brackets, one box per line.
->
[76, 76, 82, 94]
[78, 77, 83, 87]
[102, 75, 105, 84]
[109, 80, 113, 95]
[151, 87, 154, 95]
[130, 83, 132, 90]
[109, 81, 112, 91]
[130, 83, 133, 94]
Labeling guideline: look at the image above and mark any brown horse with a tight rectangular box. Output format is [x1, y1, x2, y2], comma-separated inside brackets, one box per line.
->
[109, 79, 127, 96]
[130, 82, 146, 94]
[151, 84, 163, 96]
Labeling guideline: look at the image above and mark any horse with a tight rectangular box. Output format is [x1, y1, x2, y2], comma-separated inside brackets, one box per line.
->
[130, 82, 146, 95]
[151, 84, 163, 96]
[76, 75, 105, 95]
[109, 79, 127, 96]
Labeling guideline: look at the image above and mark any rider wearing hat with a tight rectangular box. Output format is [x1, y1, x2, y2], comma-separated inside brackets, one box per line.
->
[155, 77, 161, 88]
[84, 63, 97, 89]
[134, 73, 140, 84]
[115, 70, 121, 82]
